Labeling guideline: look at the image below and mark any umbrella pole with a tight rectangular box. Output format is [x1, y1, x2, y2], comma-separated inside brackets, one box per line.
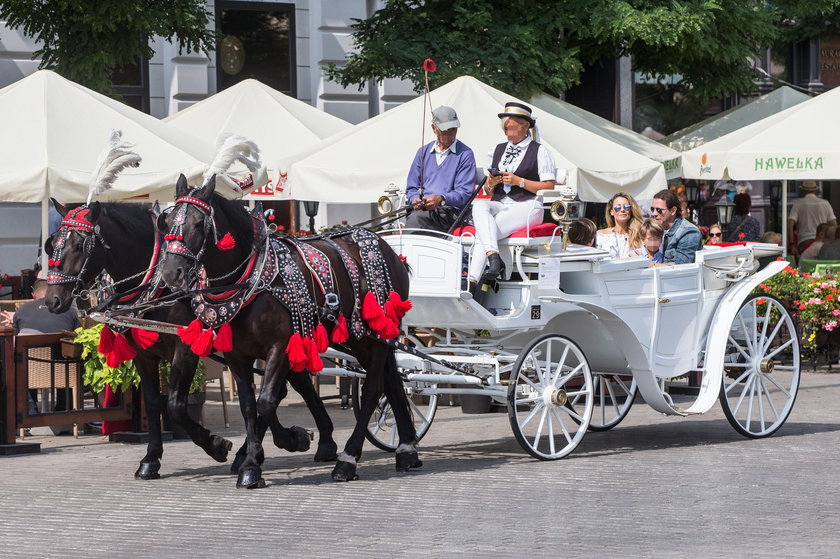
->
[781, 179, 788, 258]
[40, 194, 49, 273]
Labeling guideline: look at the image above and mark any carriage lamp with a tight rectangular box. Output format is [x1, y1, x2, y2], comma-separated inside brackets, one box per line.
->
[302, 200, 320, 233]
[715, 195, 735, 225]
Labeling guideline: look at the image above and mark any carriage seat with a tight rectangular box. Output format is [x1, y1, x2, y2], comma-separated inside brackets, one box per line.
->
[450, 222, 560, 246]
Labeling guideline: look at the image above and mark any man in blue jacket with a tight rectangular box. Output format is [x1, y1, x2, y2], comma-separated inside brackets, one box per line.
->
[404, 106, 477, 232]
[651, 189, 702, 264]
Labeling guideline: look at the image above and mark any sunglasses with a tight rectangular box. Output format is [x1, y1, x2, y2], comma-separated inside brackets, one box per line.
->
[710, 232, 722, 237]
[612, 204, 633, 212]
[650, 207, 667, 214]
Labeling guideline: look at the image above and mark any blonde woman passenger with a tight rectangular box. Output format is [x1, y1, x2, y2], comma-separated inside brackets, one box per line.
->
[596, 192, 643, 258]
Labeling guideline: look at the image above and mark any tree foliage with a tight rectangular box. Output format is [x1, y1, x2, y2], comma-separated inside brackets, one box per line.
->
[0, 0, 217, 94]
[326, 0, 840, 102]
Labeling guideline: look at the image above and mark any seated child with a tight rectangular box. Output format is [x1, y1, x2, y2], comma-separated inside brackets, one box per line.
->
[632, 219, 664, 263]
[567, 218, 597, 247]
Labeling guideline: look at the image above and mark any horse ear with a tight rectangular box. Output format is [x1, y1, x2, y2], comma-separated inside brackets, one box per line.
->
[51, 197, 69, 217]
[251, 201, 264, 217]
[87, 201, 102, 223]
[175, 174, 190, 197]
[200, 174, 216, 199]
[151, 201, 161, 217]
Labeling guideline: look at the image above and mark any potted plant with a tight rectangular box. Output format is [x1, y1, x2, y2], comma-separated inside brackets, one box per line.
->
[74, 323, 140, 394]
[159, 358, 206, 439]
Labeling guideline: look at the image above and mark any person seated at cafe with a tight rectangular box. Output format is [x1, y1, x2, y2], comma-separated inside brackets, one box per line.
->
[761, 231, 783, 246]
[567, 218, 597, 247]
[816, 227, 840, 261]
[650, 189, 702, 264]
[630, 219, 664, 264]
[706, 223, 724, 245]
[1, 278, 80, 334]
[596, 192, 643, 258]
[725, 193, 760, 243]
[800, 223, 832, 261]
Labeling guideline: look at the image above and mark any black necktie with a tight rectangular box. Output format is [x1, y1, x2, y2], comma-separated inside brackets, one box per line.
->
[503, 145, 521, 166]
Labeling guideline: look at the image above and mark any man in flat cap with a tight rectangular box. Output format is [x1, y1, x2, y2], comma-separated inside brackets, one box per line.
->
[404, 105, 477, 231]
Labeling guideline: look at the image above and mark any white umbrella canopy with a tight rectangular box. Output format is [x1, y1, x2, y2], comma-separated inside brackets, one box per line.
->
[0, 70, 213, 203]
[665, 86, 811, 153]
[530, 92, 682, 179]
[681, 86, 838, 181]
[287, 76, 667, 203]
[164, 79, 352, 197]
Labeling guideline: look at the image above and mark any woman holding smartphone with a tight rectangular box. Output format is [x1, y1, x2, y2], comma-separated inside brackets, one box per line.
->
[466, 102, 556, 292]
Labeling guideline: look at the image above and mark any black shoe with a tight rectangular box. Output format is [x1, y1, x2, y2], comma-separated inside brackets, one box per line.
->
[482, 253, 506, 282]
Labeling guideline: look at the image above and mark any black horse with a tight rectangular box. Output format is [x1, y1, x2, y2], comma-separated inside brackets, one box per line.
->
[158, 175, 421, 487]
[44, 200, 337, 481]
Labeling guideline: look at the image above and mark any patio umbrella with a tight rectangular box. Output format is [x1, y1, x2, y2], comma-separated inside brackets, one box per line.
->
[287, 76, 667, 203]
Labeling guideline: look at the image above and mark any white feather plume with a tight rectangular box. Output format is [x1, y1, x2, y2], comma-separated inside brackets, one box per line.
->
[87, 129, 142, 203]
[202, 133, 262, 188]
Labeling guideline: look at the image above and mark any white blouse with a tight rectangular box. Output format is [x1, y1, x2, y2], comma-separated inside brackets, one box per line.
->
[596, 230, 630, 259]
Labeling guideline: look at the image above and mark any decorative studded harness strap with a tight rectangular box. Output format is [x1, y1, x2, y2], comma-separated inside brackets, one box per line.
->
[47, 206, 106, 287]
[322, 237, 366, 339]
[353, 227, 393, 306]
[267, 237, 319, 338]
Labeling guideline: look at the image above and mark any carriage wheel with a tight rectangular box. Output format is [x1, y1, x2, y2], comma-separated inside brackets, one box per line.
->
[351, 375, 438, 452]
[719, 293, 800, 438]
[508, 334, 594, 460]
[583, 374, 636, 431]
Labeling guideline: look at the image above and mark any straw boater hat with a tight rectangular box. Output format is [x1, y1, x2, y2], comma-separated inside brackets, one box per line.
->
[498, 102, 535, 128]
[801, 180, 818, 191]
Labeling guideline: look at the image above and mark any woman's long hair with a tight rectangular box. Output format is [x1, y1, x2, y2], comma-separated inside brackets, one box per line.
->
[604, 191, 643, 250]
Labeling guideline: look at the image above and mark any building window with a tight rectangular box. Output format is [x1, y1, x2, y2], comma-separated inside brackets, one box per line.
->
[216, 1, 296, 96]
[112, 60, 150, 113]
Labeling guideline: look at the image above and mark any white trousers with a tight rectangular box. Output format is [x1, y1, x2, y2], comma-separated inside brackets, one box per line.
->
[468, 197, 543, 282]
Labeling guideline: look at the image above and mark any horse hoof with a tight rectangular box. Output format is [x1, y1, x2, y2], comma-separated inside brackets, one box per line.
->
[395, 452, 423, 472]
[314, 441, 338, 462]
[134, 462, 161, 480]
[331, 460, 359, 482]
[209, 436, 233, 463]
[236, 467, 266, 489]
[284, 426, 312, 453]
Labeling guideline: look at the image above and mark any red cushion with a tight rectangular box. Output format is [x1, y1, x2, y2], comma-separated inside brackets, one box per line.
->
[451, 222, 558, 238]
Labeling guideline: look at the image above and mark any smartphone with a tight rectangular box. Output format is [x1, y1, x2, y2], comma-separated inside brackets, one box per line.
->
[488, 168, 503, 176]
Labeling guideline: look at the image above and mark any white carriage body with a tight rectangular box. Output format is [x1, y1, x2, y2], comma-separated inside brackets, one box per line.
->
[383, 230, 787, 417]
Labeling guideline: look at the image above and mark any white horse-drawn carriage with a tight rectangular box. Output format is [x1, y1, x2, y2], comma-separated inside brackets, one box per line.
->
[321, 190, 800, 460]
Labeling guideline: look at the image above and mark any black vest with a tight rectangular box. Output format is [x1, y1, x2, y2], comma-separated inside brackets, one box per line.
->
[490, 141, 541, 202]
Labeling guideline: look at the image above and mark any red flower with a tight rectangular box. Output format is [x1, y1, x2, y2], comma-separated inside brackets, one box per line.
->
[799, 304, 806, 311]
[423, 58, 436, 72]
[827, 294, 835, 302]
[776, 256, 783, 261]
[399, 254, 407, 264]
[738, 232, 746, 239]
[756, 298, 766, 305]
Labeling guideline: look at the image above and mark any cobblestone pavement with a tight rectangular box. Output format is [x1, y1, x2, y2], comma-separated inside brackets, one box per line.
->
[2, 372, 839, 559]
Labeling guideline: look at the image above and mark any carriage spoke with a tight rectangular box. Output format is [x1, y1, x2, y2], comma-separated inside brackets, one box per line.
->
[725, 369, 753, 391]
[762, 372, 793, 398]
[551, 407, 573, 445]
[547, 409, 556, 455]
[755, 374, 767, 432]
[728, 335, 753, 361]
[759, 375, 781, 421]
[745, 375, 757, 431]
[772, 365, 796, 371]
[408, 398, 431, 429]
[531, 407, 548, 450]
[759, 317, 784, 355]
[765, 338, 794, 360]
[737, 314, 757, 354]
[731, 374, 755, 416]
[556, 364, 584, 388]
[758, 301, 772, 348]
[559, 405, 584, 423]
[519, 403, 543, 429]
[528, 348, 547, 385]
[553, 344, 570, 385]
[604, 378, 621, 418]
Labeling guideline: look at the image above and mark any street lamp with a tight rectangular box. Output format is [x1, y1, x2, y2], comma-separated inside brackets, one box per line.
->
[715, 195, 734, 226]
[302, 200, 320, 233]
[769, 181, 783, 232]
[684, 180, 699, 207]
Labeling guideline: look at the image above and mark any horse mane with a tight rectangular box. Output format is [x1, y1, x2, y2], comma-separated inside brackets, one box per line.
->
[99, 203, 155, 237]
[211, 193, 254, 252]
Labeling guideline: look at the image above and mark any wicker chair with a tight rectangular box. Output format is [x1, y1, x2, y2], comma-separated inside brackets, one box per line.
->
[26, 344, 84, 437]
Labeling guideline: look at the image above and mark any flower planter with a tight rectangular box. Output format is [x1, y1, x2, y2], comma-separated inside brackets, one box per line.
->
[60, 337, 82, 359]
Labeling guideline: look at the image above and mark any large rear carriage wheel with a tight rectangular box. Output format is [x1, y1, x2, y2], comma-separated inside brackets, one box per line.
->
[351, 375, 438, 452]
[508, 334, 594, 460]
[719, 293, 800, 438]
[585, 374, 636, 431]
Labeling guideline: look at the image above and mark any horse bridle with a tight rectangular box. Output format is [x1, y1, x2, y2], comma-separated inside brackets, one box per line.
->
[161, 191, 222, 286]
[46, 206, 110, 294]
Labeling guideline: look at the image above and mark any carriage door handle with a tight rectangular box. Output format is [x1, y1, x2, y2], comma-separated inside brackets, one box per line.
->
[657, 297, 671, 304]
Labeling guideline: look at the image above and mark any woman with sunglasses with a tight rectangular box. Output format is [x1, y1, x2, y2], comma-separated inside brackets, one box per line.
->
[707, 223, 723, 245]
[596, 192, 643, 258]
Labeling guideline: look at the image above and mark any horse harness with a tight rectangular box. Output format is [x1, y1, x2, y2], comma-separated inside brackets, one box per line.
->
[46, 206, 110, 292]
